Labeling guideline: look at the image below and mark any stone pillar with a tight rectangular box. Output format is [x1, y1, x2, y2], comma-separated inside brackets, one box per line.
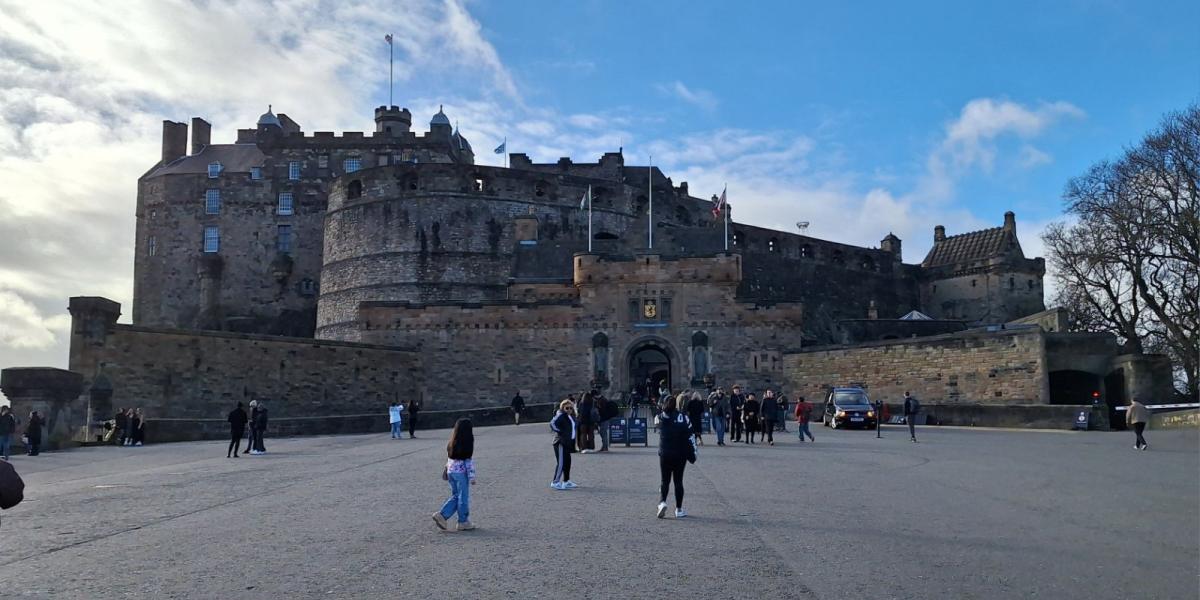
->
[0, 368, 85, 450]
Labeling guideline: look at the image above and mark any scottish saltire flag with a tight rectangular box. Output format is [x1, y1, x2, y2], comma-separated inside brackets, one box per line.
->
[580, 186, 591, 210]
[712, 187, 727, 218]
[494, 139, 506, 154]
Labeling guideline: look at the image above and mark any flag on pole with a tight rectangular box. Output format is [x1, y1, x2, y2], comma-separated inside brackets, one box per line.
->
[712, 187, 727, 219]
[384, 34, 393, 44]
[494, 139, 506, 154]
[580, 186, 591, 209]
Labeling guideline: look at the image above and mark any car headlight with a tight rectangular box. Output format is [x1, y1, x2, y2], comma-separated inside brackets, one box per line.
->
[867, 411, 875, 417]
[835, 410, 845, 417]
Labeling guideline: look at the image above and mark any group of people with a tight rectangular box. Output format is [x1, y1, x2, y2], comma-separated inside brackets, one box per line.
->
[105, 407, 146, 447]
[388, 401, 420, 439]
[225, 400, 270, 457]
[0, 406, 41, 459]
[701, 385, 804, 446]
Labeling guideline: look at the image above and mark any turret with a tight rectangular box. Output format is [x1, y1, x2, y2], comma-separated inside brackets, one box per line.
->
[375, 105, 412, 136]
[429, 105, 452, 139]
[255, 105, 283, 147]
[880, 232, 902, 261]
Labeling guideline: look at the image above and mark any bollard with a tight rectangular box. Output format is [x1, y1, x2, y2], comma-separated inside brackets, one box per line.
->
[876, 399, 882, 439]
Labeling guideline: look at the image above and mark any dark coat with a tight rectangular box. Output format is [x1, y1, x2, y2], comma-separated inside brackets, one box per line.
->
[25, 415, 43, 441]
[254, 408, 269, 430]
[761, 397, 780, 421]
[228, 408, 248, 431]
[657, 410, 694, 462]
[550, 411, 576, 451]
[0, 413, 15, 436]
[729, 393, 745, 414]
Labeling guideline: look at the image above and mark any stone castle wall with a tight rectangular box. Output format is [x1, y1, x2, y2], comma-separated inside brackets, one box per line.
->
[68, 298, 423, 440]
[784, 328, 1049, 405]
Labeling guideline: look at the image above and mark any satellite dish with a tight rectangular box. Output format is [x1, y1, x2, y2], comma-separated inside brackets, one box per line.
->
[796, 221, 810, 230]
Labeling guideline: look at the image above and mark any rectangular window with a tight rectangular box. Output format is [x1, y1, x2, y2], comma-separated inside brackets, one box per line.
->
[277, 225, 293, 254]
[207, 162, 221, 178]
[205, 189, 220, 214]
[288, 161, 301, 180]
[318, 155, 329, 169]
[203, 226, 220, 253]
[277, 192, 294, 215]
[148, 236, 157, 257]
[343, 157, 361, 173]
[250, 167, 262, 180]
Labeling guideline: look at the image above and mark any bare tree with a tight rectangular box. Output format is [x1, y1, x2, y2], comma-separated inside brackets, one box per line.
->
[1044, 106, 1199, 399]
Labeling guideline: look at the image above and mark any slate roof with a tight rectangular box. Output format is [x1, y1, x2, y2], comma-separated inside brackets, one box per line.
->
[921, 226, 1020, 268]
[146, 144, 266, 178]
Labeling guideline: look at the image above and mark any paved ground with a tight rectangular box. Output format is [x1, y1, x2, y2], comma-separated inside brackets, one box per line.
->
[0, 423, 1196, 599]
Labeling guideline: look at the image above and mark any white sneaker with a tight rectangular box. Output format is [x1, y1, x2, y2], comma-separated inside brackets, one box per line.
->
[675, 508, 687, 518]
[656, 502, 668, 519]
[551, 482, 566, 490]
[563, 480, 578, 489]
[580, 449, 590, 454]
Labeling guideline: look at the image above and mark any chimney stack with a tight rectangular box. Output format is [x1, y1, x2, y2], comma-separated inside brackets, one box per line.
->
[161, 120, 188, 165]
[190, 117, 211, 155]
[934, 225, 946, 242]
[1003, 211, 1016, 232]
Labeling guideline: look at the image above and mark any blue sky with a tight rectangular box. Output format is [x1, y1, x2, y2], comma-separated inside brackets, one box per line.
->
[0, 0, 1196, 374]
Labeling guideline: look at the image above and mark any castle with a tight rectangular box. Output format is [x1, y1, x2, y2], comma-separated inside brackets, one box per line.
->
[0, 101, 1172, 446]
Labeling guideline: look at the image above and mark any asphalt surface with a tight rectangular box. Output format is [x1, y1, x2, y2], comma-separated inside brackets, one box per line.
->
[0, 423, 1196, 599]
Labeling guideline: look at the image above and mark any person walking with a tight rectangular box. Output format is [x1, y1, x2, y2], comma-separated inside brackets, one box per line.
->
[708, 388, 730, 446]
[1127, 397, 1151, 450]
[114, 408, 127, 446]
[685, 391, 706, 446]
[251, 401, 269, 454]
[0, 406, 16, 461]
[549, 399, 578, 490]
[131, 408, 145, 447]
[408, 398, 421, 438]
[577, 392, 596, 453]
[761, 390, 779, 445]
[432, 418, 477, 532]
[510, 392, 525, 425]
[629, 387, 643, 420]
[388, 402, 403, 439]
[903, 392, 921, 443]
[742, 394, 761, 444]
[25, 411, 43, 456]
[655, 393, 696, 519]
[227, 402, 248, 458]
[794, 396, 815, 443]
[778, 393, 790, 433]
[729, 385, 746, 442]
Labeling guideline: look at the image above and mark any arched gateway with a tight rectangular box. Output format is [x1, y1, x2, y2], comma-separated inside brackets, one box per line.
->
[625, 338, 677, 396]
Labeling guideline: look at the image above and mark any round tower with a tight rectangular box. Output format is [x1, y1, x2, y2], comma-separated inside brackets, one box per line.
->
[374, 105, 412, 136]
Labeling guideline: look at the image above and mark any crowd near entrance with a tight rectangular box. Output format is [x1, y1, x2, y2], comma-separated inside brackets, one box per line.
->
[628, 344, 672, 394]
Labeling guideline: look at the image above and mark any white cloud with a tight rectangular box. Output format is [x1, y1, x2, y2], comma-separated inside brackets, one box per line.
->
[659, 81, 719, 112]
[1018, 145, 1053, 167]
[0, 287, 68, 350]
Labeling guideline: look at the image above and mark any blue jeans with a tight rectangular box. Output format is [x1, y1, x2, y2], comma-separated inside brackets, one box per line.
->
[390, 422, 402, 438]
[0, 434, 9, 459]
[713, 415, 727, 444]
[798, 421, 814, 441]
[440, 472, 470, 523]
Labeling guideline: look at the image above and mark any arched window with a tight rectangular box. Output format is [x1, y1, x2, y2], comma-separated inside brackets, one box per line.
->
[800, 244, 813, 258]
[691, 331, 709, 382]
[592, 332, 609, 382]
[347, 180, 363, 199]
[768, 238, 779, 253]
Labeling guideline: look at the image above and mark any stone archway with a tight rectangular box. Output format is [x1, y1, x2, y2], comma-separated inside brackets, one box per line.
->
[623, 337, 679, 399]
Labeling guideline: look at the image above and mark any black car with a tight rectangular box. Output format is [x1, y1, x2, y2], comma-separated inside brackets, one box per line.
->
[822, 387, 877, 429]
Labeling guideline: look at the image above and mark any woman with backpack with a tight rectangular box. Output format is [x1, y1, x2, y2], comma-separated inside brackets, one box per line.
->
[549, 399, 578, 490]
[656, 393, 696, 519]
[432, 418, 476, 532]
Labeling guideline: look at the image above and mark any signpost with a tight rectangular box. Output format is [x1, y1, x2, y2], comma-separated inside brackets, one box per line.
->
[1072, 409, 1090, 431]
[701, 411, 712, 434]
[628, 417, 649, 446]
[609, 418, 627, 445]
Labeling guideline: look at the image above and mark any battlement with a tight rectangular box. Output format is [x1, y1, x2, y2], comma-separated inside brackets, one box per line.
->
[573, 252, 742, 286]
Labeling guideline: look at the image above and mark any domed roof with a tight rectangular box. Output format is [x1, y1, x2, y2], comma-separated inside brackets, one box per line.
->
[257, 105, 281, 128]
[454, 128, 472, 152]
[430, 104, 450, 127]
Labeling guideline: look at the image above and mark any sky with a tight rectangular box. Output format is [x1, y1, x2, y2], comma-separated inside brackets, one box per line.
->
[0, 0, 1197, 390]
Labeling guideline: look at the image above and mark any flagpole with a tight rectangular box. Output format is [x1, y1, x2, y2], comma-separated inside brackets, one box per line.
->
[504, 137, 508, 169]
[648, 156, 653, 250]
[387, 35, 394, 106]
[587, 184, 593, 253]
[724, 184, 729, 251]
